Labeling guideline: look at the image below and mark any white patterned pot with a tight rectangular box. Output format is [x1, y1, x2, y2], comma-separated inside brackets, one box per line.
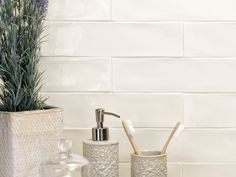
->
[0, 107, 64, 177]
[83, 140, 119, 177]
[131, 151, 167, 177]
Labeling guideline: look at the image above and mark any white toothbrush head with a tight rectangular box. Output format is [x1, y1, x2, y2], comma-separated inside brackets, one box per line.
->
[124, 120, 135, 136]
[174, 122, 184, 138]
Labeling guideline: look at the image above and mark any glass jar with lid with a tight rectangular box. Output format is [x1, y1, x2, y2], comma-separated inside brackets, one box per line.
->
[40, 138, 91, 177]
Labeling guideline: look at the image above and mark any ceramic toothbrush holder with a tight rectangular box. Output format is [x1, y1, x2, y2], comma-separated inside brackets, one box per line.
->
[131, 151, 167, 177]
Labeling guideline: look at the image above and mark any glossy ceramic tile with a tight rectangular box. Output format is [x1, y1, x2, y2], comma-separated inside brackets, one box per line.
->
[44, 93, 183, 128]
[183, 59, 236, 92]
[41, 22, 183, 57]
[185, 94, 236, 127]
[47, 0, 110, 20]
[181, 129, 236, 162]
[183, 163, 236, 177]
[113, 59, 236, 92]
[112, 0, 236, 21]
[113, 59, 184, 92]
[184, 23, 236, 57]
[40, 57, 111, 91]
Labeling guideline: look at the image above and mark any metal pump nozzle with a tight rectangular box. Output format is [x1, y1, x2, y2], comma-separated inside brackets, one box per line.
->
[92, 108, 120, 141]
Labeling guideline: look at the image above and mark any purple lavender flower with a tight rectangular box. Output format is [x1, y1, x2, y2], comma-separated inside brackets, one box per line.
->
[32, 0, 48, 14]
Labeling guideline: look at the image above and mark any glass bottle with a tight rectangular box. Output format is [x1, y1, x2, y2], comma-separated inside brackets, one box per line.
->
[40, 138, 91, 177]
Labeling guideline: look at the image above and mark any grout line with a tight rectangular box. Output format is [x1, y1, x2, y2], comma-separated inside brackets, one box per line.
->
[118, 161, 236, 164]
[183, 92, 236, 94]
[41, 55, 184, 58]
[64, 127, 236, 130]
[119, 161, 183, 164]
[110, 20, 236, 23]
[41, 56, 111, 60]
[46, 20, 111, 22]
[182, 92, 186, 126]
[183, 56, 236, 59]
[181, 161, 184, 177]
[41, 91, 236, 94]
[110, 0, 113, 21]
[41, 55, 236, 59]
[182, 22, 185, 58]
[182, 162, 236, 165]
[41, 91, 114, 94]
[45, 19, 236, 23]
[42, 91, 184, 94]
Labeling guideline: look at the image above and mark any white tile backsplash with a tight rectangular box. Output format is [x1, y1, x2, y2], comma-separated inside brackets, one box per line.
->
[47, 0, 111, 20]
[184, 23, 236, 57]
[40, 57, 111, 91]
[112, 0, 236, 21]
[43, 0, 236, 175]
[41, 22, 183, 57]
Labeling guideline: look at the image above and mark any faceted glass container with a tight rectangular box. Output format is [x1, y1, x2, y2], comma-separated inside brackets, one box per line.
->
[40, 138, 91, 177]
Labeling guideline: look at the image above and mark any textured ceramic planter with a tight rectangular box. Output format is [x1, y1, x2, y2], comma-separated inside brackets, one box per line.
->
[0, 107, 64, 177]
[131, 151, 167, 177]
[83, 140, 119, 177]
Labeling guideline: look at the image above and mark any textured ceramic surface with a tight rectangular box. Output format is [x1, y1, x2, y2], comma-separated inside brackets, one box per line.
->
[131, 151, 167, 177]
[83, 140, 119, 177]
[47, 0, 110, 20]
[112, 0, 236, 21]
[41, 57, 111, 92]
[41, 22, 182, 57]
[0, 108, 64, 177]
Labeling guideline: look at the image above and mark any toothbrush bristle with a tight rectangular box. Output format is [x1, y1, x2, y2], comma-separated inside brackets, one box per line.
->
[124, 120, 135, 135]
[174, 122, 184, 138]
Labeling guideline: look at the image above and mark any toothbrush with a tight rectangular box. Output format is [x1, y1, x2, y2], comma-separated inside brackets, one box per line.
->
[122, 120, 142, 155]
[160, 121, 184, 155]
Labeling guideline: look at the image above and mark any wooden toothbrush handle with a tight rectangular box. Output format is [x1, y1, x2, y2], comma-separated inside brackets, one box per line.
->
[122, 121, 141, 155]
[161, 122, 181, 155]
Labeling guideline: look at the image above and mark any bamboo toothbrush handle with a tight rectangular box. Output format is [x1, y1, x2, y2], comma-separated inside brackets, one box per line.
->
[122, 121, 141, 155]
[161, 122, 181, 155]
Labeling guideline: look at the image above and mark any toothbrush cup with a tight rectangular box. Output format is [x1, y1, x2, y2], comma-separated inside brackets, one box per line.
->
[131, 151, 167, 177]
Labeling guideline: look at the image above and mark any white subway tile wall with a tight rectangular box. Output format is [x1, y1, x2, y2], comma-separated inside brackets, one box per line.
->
[43, 0, 236, 176]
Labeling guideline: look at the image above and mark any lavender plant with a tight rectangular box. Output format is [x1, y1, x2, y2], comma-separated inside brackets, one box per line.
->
[0, 0, 48, 112]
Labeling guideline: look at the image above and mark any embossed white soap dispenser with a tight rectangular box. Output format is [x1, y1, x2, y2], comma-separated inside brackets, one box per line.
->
[83, 108, 120, 177]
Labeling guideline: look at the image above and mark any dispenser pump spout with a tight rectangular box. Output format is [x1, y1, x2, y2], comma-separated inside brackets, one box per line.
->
[92, 108, 120, 141]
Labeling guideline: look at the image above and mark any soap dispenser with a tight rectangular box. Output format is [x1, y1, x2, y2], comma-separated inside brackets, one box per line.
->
[83, 108, 120, 177]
